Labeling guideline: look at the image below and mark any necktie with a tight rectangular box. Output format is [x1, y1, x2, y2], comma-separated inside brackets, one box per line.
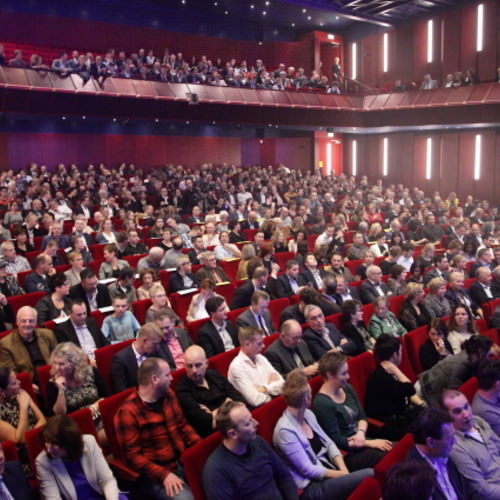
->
[292, 351, 304, 369]
[0, 479, 11, 500]
[257, 315, 269, 335]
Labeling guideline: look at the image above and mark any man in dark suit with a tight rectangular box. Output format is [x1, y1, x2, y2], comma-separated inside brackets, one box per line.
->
[72, 216, 94, 247]
[240, 211, 260, 231]
[24, 253, 53, 293]
[187, 235, 206, 265]
[424, 254, 450, 286]
[265, 319, 317, 377]
[54, 300, 109, 359]
[111, 323, 165, 393]
[168, 255, 196, 293]
[230, 266, 268, 310]
[303, 304, 357, 360]
[198, 296, 239, 358]
[298, 253, 326, 291]
[69, 267, 112, 314]
[275, 259, 301, 298]
[407, 407, 479, 500]
[236, 290, 275, 335]
[153, 311, 192, 371]
[469, 266, 497, 306]
[328, 252, 355, 282]
[333, 275, 360, 305]
[186, 205, 203, 224]
[0, 442, 35, 499]
[360, 265, 390, 304]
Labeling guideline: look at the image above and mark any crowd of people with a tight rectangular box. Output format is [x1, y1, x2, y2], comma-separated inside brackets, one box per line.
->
[0, 161, 497, 499]
[0, 43, 342, 92]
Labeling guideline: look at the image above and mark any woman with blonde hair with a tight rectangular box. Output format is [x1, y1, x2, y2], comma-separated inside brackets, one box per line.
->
[64, 251, 86, 287]
[450, 254, 470, 278]
[47, 343, 109, 443]
[144, 283, 180, 323]
[273, 369, 373, 499]
[271, 229, 288, 253]
[236, 244, 257, 280]
[398, 282, 431, 331]
[95, 219, 117, 244]
[367, 222, 383, 242]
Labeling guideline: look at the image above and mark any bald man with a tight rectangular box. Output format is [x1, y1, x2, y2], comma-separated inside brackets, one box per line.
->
[175, 345, 244, 437]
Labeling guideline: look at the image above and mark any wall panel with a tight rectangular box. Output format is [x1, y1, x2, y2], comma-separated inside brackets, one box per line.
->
[344, 129, 500, 203]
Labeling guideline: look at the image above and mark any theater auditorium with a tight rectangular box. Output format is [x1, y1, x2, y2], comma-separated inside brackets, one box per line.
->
[0, 0, 498, 499]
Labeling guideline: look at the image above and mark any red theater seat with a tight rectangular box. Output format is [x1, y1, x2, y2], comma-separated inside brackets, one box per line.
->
[220, 259, 241, 281]
[252, 395, 287, 444]
[403, 325, 429, 375]
[99, 388, 138, 481]
[208, 347, 239, 378]
[268, 298, 289, 330]
[459, 376, 478, 403]
[347, 352, 375, 406]
[347, 477, 381, 500]
[374, 433, 414, 489]
[95, 339, 135, 392]
[170, 290, 197, 321]
[132, 298, 152, 324]
[186, 317, 210, 344]
[7, 291, 46, 321]
[183, 430, 222, 500]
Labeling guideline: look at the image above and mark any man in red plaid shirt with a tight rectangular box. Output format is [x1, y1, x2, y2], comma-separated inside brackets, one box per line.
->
[115, 356, 200, 499]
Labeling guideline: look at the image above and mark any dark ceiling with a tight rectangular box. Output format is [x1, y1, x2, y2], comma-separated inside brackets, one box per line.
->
[144, 0, 478, 35]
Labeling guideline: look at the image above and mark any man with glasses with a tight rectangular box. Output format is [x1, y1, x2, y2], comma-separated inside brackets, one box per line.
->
[360, 265, 390, 304]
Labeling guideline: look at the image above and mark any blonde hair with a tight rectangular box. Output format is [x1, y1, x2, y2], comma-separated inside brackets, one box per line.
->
[49, 342, 92, 384]
[406, 282, 424, 301]
[149, 283, 166, 298]
[428, 277, 445, 293]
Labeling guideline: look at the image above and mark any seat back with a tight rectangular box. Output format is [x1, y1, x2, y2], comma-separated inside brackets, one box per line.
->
[475, 317, 487, 332]
[325, 313, 342, 330]
[98, 388, 134, 461]
[89, 243, 106, 260]
[346, 477, 382, 500]
[459, 376, 479, 403]
[95, 339, 135, 392]
[208, 347, 240, 378]
[388, 294, 406, 317]
[182, 431, 222, 500]
[398, 337, 417, 383]
[186, 317, 210, 344]
[1, 440, 18, 461]
[214, 282, 235, 304]
[7, 291, 46, 320]
[482, 298, 500, 323]
[345, 259, 363, 276]
[274, 251, 295, 271]
[403, 325, 429, 375]
[481, 327, 499, 345]
[16, 270, 34, 289]
[252, 395, 287, 444]
[268, 298, 289, 331]
[226, 306, 246, 325]
[122, 253, 147, 270]
[132, 298, 152, 324]
[374, 433, 414, 488]
[309, 375, 323, 397]
[16, 371, 35, 400]
[347, 352, 376, 406]
[170, 291, 197, 321]
[36, 364, 52, 408]
[220, 259, 241, 281]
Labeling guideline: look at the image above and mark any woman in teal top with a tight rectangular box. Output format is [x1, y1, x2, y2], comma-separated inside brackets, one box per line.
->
[367, 296, 407, 339]
[312, 351, 391, 470]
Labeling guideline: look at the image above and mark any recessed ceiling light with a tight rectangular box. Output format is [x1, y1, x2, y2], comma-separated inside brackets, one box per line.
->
[291, 22, 295, 27]
[319, 22, 324, 26]
[265, 0, 270, 5]
[335, 16, 339, 20]
[213, 1, 218, 4]
[82, 115, 86, 120]
[155, 118, 159, 122]
[262, 10, 266, 15]
[181, 0, 186, 4]
[250, 4, 254, 8]
[224, 10, 228, 14]
[307, 15, 311, 20]
[302, 8, 306, 13]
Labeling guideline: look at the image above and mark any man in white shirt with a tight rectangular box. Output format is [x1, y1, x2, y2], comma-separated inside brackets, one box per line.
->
[314, 224, 335, 251]
[228, 326, 284, 408]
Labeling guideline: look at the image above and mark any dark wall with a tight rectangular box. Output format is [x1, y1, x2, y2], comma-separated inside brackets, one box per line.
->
[0, 9, 314, 71]
[343, 129, 500, 201]
[347, 0, 499, 88]
[0, 132, 313, 172]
